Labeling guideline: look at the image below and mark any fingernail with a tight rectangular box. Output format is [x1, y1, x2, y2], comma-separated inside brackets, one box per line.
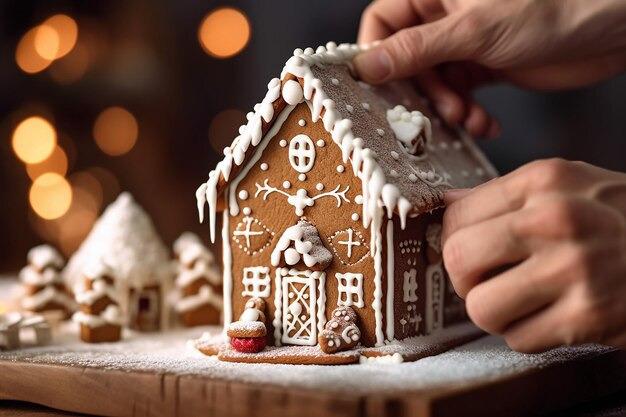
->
[354, 49, 391, 82]
[444, 188, 470, 204]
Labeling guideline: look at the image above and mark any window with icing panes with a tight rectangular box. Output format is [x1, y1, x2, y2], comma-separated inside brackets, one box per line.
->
[335, 272, 364, 308]
[241, 266, 271, 298]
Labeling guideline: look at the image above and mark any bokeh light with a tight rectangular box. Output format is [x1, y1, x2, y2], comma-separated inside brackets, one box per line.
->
[93, 106, 139, 156]
[26, 145, 68, 180]
[43, 15, 78, 59]
[198, 7, 250, 58]
[16, 27, 54, 73]
[12, 117, 57, 164]
[29, 173, 73, 220]
[33, 24, 60, 60]
[209, 109, 246, 152]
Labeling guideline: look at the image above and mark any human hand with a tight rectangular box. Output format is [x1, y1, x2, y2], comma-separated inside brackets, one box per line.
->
[442, 159, 626, 353]
[355, 0, 626, 137]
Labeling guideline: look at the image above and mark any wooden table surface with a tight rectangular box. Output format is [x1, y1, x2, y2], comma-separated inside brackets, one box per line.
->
[1, 277, 625, 417]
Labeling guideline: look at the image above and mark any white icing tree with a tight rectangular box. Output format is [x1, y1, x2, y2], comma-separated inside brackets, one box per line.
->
[19, 245, 75, 319]
[173, 234, 223, 327]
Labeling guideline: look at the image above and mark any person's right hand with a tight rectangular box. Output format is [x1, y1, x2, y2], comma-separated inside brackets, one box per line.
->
[355, 0, 626, 137]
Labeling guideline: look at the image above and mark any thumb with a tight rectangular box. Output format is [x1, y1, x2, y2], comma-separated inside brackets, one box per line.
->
[354, 14, 482, 84]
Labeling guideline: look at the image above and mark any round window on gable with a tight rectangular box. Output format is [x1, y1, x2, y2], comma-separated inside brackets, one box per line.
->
[288, 134, 316, 173]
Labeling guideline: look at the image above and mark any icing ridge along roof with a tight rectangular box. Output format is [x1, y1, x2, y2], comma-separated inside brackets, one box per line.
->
[196, 42, 496, 242]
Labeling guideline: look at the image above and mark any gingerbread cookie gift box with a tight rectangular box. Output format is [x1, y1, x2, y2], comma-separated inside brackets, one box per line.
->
[196, 43, 497, 351]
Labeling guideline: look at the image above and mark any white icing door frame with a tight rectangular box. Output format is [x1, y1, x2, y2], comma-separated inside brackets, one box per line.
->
[273, 268, 326, 346]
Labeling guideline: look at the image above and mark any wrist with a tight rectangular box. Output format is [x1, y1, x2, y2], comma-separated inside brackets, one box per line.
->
[567, 0, 626, 58]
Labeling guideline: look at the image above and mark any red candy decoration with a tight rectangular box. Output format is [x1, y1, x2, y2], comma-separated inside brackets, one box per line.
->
[231, 336, 266, 353]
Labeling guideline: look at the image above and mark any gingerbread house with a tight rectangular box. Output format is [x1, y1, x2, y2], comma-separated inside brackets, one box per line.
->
[65, 193, 174, 332]
[196, 43, 497, 349]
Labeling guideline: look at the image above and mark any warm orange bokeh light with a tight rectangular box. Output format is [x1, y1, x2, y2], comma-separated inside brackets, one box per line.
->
[93, 107, 139, 156]
[198, 7, 250, 58]
[12, 116, 57, 164]
[33, 24, 60, 60]
[16, 27, 54, 73]
[26, 145, 68, 180]
[43, 15, 78, 59]
[16, 15, 78, 74]
[29, 173, 73, 220]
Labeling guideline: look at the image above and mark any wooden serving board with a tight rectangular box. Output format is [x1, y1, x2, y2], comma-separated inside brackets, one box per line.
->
[0, 332, 624, 417]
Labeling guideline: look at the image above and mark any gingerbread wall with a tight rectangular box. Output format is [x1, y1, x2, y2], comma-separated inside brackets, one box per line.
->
[225, 103, 383, 347]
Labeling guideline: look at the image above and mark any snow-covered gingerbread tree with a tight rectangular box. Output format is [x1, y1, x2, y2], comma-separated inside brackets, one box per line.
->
[72, 260, 123, 343]
[173, 233, 223, 326]
[19, 245, 75, 319]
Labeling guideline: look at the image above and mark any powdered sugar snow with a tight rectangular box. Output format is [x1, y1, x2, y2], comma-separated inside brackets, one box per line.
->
[0, 322, 610, 395]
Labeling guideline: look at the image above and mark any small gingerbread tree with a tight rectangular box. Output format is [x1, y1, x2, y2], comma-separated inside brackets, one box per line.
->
[173, 235, 223, 326]
[19, 245, 75, 319]
[72, 260, 123, 343]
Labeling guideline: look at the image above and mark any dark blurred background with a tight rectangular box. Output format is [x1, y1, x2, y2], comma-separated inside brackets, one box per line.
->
[1, 0, 625, 273]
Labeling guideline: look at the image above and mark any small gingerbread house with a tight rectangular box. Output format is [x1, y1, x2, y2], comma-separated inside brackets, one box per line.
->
[196, 43, 497, 348]
[65, 193, 174, 332]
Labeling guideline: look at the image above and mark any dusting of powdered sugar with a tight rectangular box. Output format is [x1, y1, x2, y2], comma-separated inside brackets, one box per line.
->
[0, 319, 611, 395]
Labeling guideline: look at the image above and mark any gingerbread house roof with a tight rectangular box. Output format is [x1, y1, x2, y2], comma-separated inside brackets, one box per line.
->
[196, 43, 496, 243]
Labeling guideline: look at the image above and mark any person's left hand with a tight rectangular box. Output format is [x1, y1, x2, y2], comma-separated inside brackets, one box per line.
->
[442, 158, 626, 353]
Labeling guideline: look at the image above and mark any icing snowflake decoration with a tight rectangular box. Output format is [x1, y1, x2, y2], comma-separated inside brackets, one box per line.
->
[254, 179, 349, 217]
[387, 105, 431, 157]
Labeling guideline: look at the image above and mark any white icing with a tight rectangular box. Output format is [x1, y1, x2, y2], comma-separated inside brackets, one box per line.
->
[403, 268, 418, 303]
[233, 216, 268, 252]
[361, 103, 370, 110]
[255, 180, 349, 217]
[351, 213, 359, 221]
[336, 165, 345, 173]
[75, 279, 120, 306]
[241, 266, 271, 298]
[72, 304, 123, 328]
[316, 140, 325, 147]
[260, 163, 269, 171]
[376, 129, 384, 136]
[386, 221, 395, 341]
[298, 119, 306, 127]
[172, 232, 201, 257]
[359, 353, 404, 364]
[316, 183, 324, 191]
[390, 151, 399, 160]
[222, 204, 233, 328]
[242, 207, 251, 215]
[355, 195, 363, 204]
[175, 284, 223, 313]
[27, 245, 64, 271]
[298, 173, 307, 181]
[386, 105, 432, 156]
[283, 181, 291, 189]
[240, 308, 261, 322]
[426, 263, 444, 334]
[331, 78, 339, 85]
[19, 266, 63, 286]
[346, 105, 354, 113]
[279, 139, 288, 147]
[21, 285, 76, 311]
[238, 190, 249, 200]
[335, 273, 364, 308]
[282, 79, 304, 105]
[288, 134, 316, 173]
[337, 228, 361, 259]
[373, 225, 384, 346]
[271, 220, 332, 268]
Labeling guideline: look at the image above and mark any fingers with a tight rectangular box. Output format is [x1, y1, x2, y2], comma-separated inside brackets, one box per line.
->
[502, 298, 576, 353]
[464, 255, 561, 335]
[443, 211, 530, 298]
[354, 12, 481, 84]
[358, 0, 421, 45]
[414, 70, 466, 124]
